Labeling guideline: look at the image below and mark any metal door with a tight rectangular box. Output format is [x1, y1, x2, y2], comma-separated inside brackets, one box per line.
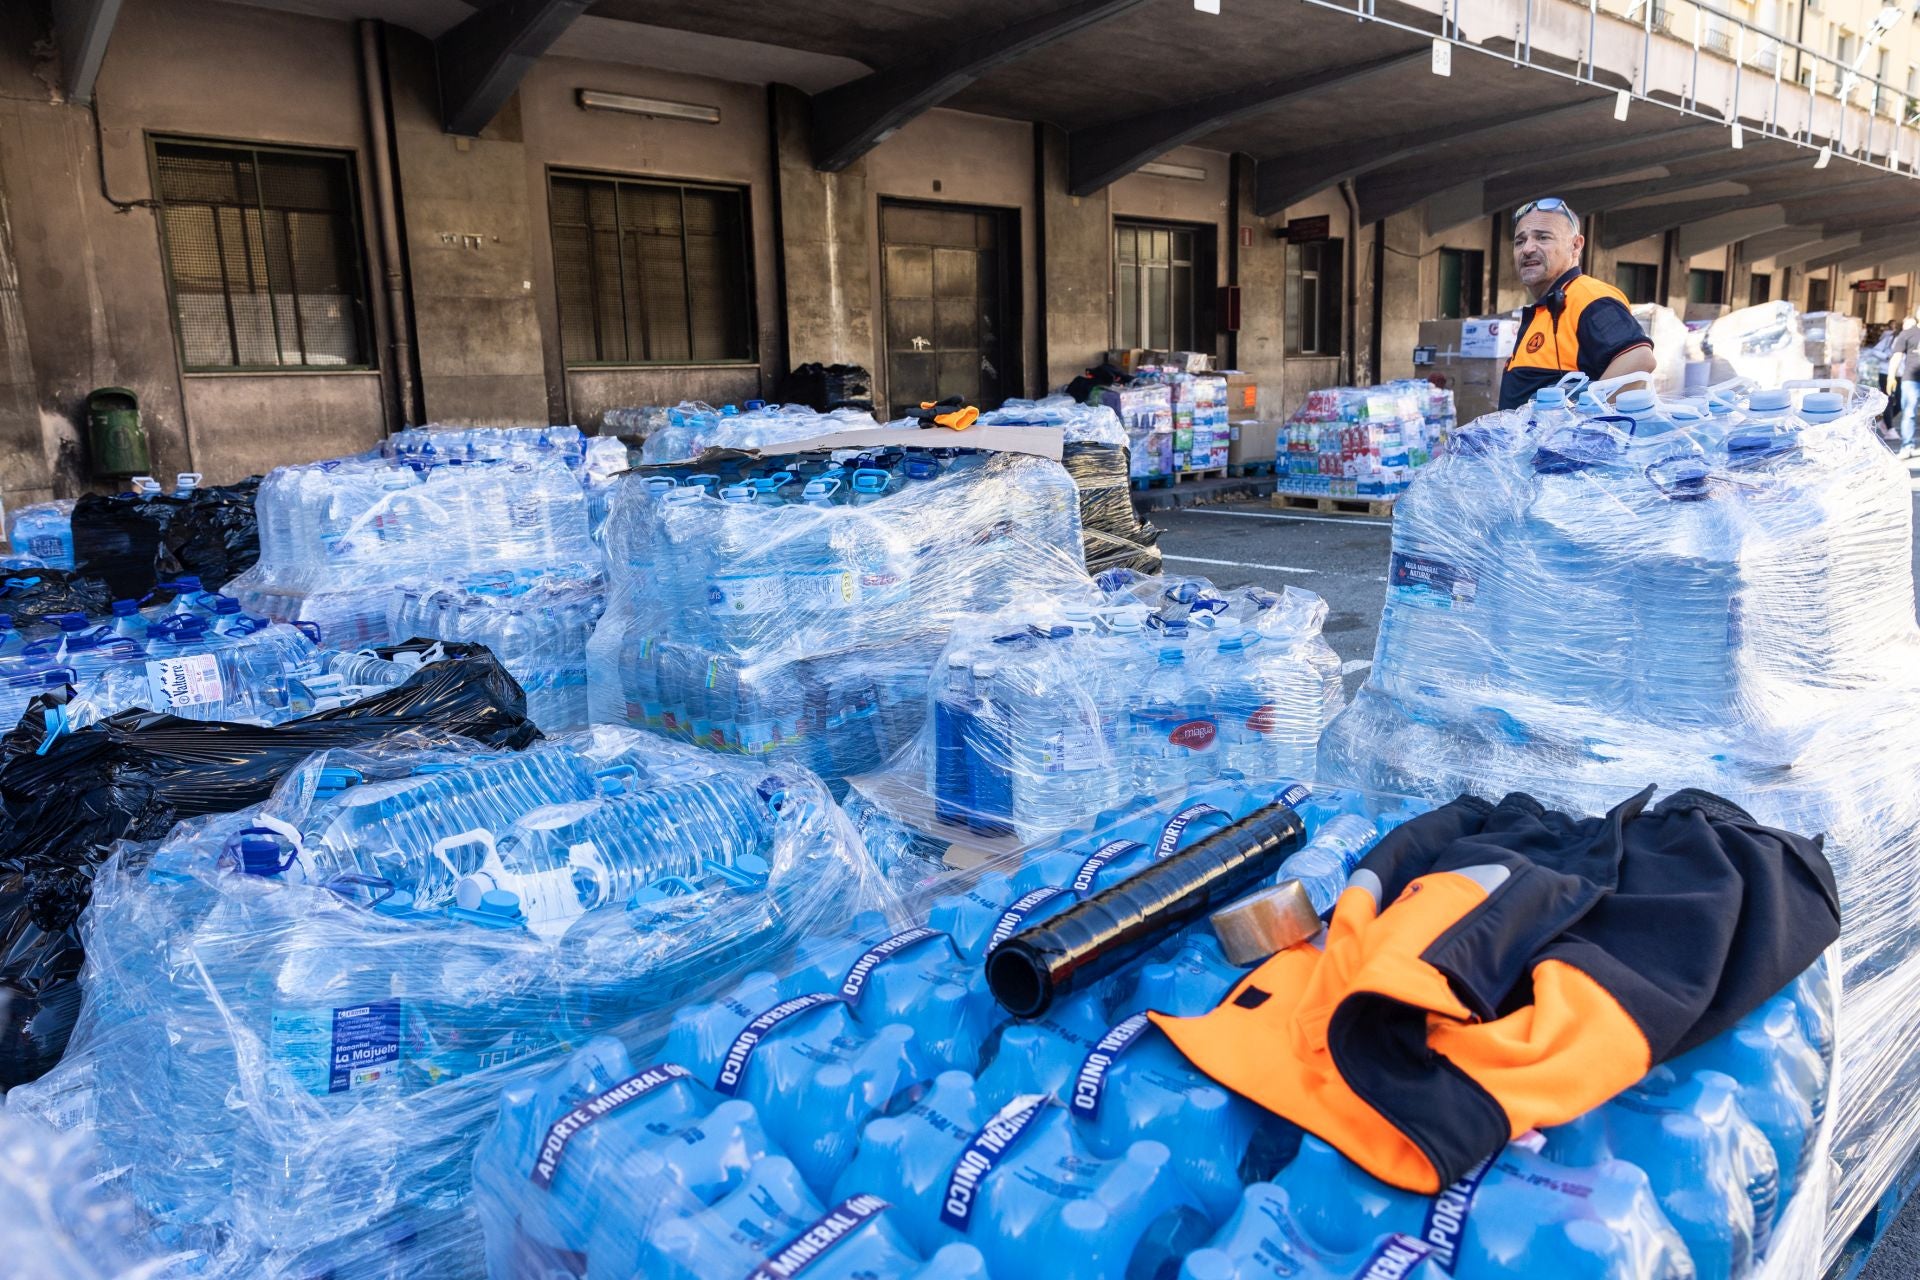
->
[880, 201, 1015, 418]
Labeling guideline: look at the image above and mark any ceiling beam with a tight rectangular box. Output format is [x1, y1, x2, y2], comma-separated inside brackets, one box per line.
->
[1359, 126, 1726, 224]
[1740, 227, 1828, 262]
[1804, 231, 1920, 272]
[1676, 206, 1787, 258]
[1479, 127, 1725, 212]
[812, 0, 1148, 172]
[1068, 49, 1424, 197]
[1254, 96, 1608, 218]
[1837, 244, 1920, 273]
[1772, 234, 1862, 269]
[436, 0, 589, 136]
[1572, 156, 1810, 215]
[1598, 173, 1889, 248]
[50, 0, 123, 105]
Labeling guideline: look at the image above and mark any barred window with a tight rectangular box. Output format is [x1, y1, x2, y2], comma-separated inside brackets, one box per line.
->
[153, 139, 370, 370]
[549, 173, 754, 366]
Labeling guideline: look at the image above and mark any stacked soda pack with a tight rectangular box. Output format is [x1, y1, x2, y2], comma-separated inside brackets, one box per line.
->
[586, 446, 1088, 786]
[468, 782, 1833, 1280]
[0, 578, 411, 732]
[853, 572, 1341, 843]
[228, 452, 604, 650]
[7, 726, 886, 1279]
[1280, 384, 1448, 501]
[1324, 375, 1914, 1260]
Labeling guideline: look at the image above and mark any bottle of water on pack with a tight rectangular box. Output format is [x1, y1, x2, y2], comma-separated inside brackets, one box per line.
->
[109, 599, 147, 643]
[0, 614, 25, 659]
[932, 650, 977, 827]
[1724, 389, 1797, 466]
[172, 472, 203, 499]
[30, 612, 140, 684]
[1632, 449, 1739, 729]
[1277, 813, 1379, 914]
[1085, 612, 1145, 809]
[1530, 385, 1580, 434]
[1132, 637, 1197, 797]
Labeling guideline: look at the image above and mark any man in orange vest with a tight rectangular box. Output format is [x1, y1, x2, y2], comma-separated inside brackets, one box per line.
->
[1497, 197, 1656, 409]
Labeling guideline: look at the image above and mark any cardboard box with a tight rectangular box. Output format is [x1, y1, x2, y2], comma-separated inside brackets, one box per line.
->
[1224, 373, 1260, 414]
[1229, 419, 1279, 465]
[1419, 317, 1521, 361]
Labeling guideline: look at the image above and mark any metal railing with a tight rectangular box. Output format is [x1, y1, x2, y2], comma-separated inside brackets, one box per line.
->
[1333, 0, 1919, 176]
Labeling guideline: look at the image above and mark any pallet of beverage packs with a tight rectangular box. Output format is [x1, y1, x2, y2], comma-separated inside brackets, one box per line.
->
[587, 437, 1090, 787]
[227, 454, 603, 649]
[630, 401, 882, 464]
[467, 779, 1833, 1280]
[1802, 311, 1863, 382]
[1702, 302, 1814, 386]
[1279, 385, 1428, 500]
[976, 397, 1163, 576]
[1415, 316, 1519, 423]
[382, 423, 629, 532]
[6, 726, 888, 1279]
[1099, 384, 1173, 479]
[845, 569, 1343, 849]
[1321, 381, 1915, 1268]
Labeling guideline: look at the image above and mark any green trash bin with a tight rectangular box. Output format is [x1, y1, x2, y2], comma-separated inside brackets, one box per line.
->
[85, 386, 150, 478]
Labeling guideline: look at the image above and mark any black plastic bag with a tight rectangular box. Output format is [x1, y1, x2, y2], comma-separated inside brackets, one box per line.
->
[1063, 442, 1163, 576]
[0, 569, 116, 631]
[71, 478, 263, 600]
[0, 647, 538, 1085]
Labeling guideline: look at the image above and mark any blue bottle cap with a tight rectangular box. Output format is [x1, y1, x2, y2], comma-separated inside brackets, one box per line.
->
[175, 575, 203, 591]
[1616, 388, 1658, 414]
[212, 596, 242, 614]
[111, 600, 140, 617]
[52, 612, 87, 632]
[1532, 388, 1567, 407]
[1800, 391, 1847, 421]
[745, 399, 767, 411]
[1748, 389, 1791, 412]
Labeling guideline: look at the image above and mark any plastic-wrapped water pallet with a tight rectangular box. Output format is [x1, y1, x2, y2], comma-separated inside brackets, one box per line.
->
[1320, 378, 1905, 1267]
[5, 726, 886, 1279]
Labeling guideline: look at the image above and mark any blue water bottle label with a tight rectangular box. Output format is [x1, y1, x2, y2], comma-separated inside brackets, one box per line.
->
[1358, 1235, 1438, 1280]
[940, 1094, 1052, 1230]
[1418, 1152, 1495, 1269]
[988, 887, 1074, 949]
[530, 1062, 692, 1189]
[1069, 1013, 1153, 1118]
[839, 926, 950, 1003]
[1072, 840, 1144, 893]
[715, 992, 845, 1095]
[1154, 804, 1225, 859]
[1275, 782, 1313, 810]
[328, 1000, 402, 1094]
[747, 1193, 892, 1280]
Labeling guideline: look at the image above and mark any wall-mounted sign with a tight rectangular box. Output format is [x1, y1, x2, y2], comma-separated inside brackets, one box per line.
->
[1283, 216, 1331, 242]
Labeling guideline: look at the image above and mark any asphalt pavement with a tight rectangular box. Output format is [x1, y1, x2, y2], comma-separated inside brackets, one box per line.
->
[1148, 470, 1920, 1280]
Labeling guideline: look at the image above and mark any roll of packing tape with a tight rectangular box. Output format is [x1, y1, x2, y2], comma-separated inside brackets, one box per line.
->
[1210, 879, 1321, 966]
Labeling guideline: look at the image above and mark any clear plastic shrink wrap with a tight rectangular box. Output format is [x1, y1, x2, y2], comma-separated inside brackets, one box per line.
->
[976, 396, 1163, 576]
[637, 402, 882, 464]
[851, 570, 1343, 844]
[1321, 377, 1906, 1264]
[227, 455, 603, 648]
[5, 726, 887, 1280]
[1704, 303, 1814, 386]
[390, 569, 606, 733]
[586, 447, 1091, 784]
[0, 1107, 205, 1279]
[470, 779, 1834, 1280]
[1632, 303, 1692, 393]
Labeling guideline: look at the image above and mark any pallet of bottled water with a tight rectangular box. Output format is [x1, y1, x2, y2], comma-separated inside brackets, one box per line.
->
[469, 780, 1832, 1280]
[0, 580, 413, 733]
[587, 444, 1089, 784]
[381, 424, 629, 531]
[390, 567, 605, 734]
[1320, 375, 1919, 1264]
[849, 570, 1343, 846]
[6, 725, 884, 1279]
[228, 454, 602, 649]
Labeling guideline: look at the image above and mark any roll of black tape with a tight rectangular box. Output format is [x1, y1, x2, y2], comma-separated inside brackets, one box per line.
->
[985, 800, 1309, 1018]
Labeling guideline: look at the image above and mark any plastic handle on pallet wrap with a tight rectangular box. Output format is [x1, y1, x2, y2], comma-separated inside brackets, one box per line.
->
[984, 798, 1308, 1017]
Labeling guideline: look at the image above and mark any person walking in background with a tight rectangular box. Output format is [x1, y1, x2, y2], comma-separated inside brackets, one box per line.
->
[1887, 315, 1920, 459]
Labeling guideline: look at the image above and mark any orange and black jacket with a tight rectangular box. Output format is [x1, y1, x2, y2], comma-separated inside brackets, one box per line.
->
[1497, 267, 1651, 410]
[1153, 787, 1838, 1193]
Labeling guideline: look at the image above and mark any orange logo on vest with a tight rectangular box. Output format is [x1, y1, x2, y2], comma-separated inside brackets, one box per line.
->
[1524, 332, 1547, 354]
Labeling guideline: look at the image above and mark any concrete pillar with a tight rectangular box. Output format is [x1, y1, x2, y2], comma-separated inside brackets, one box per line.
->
[1036, 123, 1111, 392]
[0, 171, 42, 506]
[1375, 211, 1421, 381]
[1232, 159, 1289, 417]
[771, 84, 873, 372]
[385, 30, 549, 425]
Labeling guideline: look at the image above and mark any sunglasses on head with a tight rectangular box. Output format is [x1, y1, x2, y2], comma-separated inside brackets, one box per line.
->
[1514, 197, 1579, 226]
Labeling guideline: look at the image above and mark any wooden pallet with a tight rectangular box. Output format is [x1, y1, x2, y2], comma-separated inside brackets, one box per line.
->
[1130, 473, 1176, 491]
[1271, 491, 1396, 518]
[1228, 460, 1277, 477]
[1832, 1144, 1920, 1280]
[1177, 467, 1228, 483]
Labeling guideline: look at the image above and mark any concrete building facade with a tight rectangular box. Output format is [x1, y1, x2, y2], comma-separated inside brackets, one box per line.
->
[3, 0, 1917, 507]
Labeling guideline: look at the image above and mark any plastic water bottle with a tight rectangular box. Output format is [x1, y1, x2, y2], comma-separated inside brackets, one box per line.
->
[1132, 640, 1197, 798]
[0, 613, 27, 659]
[1632, 451, 1739, 728]
[1277, 813, 1379, 914]
[7, 503, 76, 570]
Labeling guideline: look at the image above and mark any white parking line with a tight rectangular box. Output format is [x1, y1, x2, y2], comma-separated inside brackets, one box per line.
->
[1161, 554, 1319, 575]
[1179, 507, 1394, 529]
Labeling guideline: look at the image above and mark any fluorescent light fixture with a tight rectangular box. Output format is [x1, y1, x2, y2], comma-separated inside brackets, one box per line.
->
[1140, 160, 1208, 181]
[577, 89, 721, 124]
[1816, 146, 1832, 168]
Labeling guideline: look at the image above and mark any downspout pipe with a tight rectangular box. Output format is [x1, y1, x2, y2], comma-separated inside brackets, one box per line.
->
[360, 19, 418, 429]
[1340, 180, 1361, 383]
